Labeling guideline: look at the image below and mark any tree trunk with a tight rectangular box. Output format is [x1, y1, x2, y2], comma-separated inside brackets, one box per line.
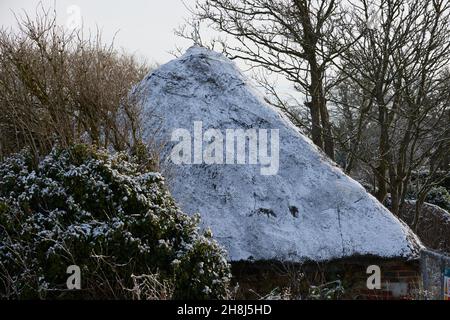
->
[319, 97, 335, 160]
[297, 0, 334, 160]
[309, 64, 334, 160]
[305, 101, 324, 150]
[375, 96, 390, 203]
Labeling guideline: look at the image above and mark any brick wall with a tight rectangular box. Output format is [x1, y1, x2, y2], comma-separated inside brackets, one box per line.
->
[352, 261, 421, 299]
[231, 258, 421, 300]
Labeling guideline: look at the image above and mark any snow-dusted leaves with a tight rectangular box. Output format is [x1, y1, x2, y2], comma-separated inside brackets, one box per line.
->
[0, 145, 230, 299]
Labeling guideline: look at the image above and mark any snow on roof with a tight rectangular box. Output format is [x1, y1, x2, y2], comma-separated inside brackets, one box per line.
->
[139, 46, 422, 263]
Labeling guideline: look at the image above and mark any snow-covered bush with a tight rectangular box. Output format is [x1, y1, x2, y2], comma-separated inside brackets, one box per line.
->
[425, 186, 450, 212]
[0, 145, 230, 299]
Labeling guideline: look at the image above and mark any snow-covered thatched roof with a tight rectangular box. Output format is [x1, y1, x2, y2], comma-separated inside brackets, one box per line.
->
[139, 46, 422, 263]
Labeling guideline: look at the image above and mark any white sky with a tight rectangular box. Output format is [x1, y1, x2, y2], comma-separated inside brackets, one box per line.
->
[0, 0, 297, 98]
[0, 0, 197, 65]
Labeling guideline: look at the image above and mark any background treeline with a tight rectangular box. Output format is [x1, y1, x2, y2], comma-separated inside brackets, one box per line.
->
[180, 0, 450, 235]
[0, 7, 149, 162]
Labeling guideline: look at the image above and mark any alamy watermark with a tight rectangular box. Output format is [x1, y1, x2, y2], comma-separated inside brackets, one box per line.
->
[366, 265, 381, 289]
[170, 121, 280, 175]
[66, 265, 81, 290]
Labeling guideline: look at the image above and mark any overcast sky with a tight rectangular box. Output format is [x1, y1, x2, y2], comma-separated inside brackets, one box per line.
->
[0, 0, 296, 97]
[0, 0, 198, 64]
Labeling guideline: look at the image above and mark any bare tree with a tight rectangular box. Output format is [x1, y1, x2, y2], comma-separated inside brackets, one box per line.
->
[179, 0, 350, 160]
[332, 0, 450, 219]
[0, 6, 150, 161]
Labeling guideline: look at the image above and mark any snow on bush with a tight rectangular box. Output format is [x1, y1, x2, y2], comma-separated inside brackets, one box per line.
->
[425, 186, 450, 212]
[0, 145, 230, 299]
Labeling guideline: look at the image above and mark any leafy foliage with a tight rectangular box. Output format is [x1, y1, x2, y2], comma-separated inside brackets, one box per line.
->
[425, 186, 450, 212]
[0, 145, 230, 299]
